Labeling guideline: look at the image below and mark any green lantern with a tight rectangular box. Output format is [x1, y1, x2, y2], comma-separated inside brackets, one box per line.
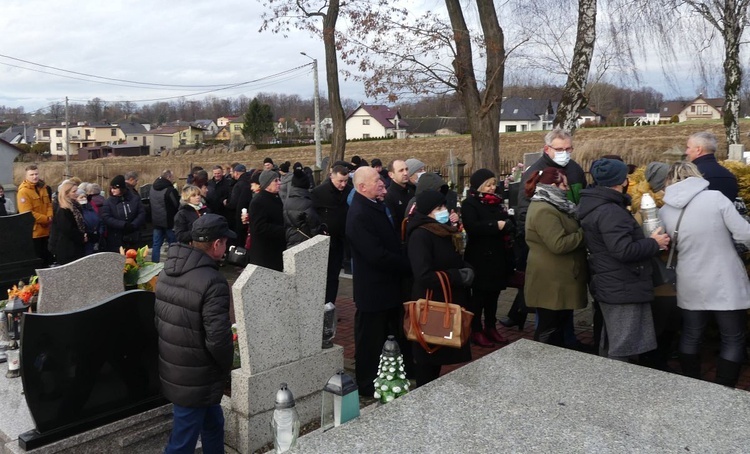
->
[321, 370, 360, 430]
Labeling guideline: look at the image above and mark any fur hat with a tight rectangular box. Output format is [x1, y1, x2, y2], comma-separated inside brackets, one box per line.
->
[645, 162, 669, 192]
[416, 190, 446, 215]
[469, 168, 495, 190]
[291, 168, 309, 189]
[591, 158, 629, 187]
[259, 170, 280, 190]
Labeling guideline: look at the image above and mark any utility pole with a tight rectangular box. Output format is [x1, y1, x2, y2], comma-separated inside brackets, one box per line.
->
[65, 96, 70, 178]
[301, 52, 322, 168]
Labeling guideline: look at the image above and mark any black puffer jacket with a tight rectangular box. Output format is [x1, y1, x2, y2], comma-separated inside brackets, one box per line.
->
[283, 186, 322, 248]
[155, 243, 233, 407]
[100, 190, 146, 252]
[173, 203, 206, 244]
[150, 177, 180, 229]
[578, 186, 660, 304]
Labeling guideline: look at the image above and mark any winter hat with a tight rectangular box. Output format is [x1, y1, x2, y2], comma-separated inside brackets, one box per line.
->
[233, 164, 247, 173]
[645, 162, 669, 192]
[259, 170, 280, 190]
[110, 175, 126, 190]
[416, 190, 446, 215]
[263, 157, 274, 165]
[591, 158, 629, 187]
[293, 162, 303, 171]
[371, 158, 383, 168]
[249, 169, 262, 185]
[469, 168, 495, 190]
[405, 158, 425, 178]
[279, 161, 291, 173]
[192, 213, 237, 242]
[291, 168, 309, 189]
[351, 156, 362, 168]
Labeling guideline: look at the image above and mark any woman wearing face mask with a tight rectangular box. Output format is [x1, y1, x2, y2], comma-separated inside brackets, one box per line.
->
[406, 190, 474, 386]
[462, 169, 515, 347]
[524, 167, 589, 346]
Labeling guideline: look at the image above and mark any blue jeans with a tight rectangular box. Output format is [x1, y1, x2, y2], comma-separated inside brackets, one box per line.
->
[680, 309, 747, 363]
[165, 404, 224, 454]
[152, 228, 176, 262]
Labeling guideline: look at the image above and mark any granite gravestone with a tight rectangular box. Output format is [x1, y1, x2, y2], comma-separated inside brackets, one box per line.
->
[0, 213, 42, 291]
[18, 290, 168, 450]
[224, 235, 343, 453]
[0, 140, 21, 206]
[35, 252, 125, 314]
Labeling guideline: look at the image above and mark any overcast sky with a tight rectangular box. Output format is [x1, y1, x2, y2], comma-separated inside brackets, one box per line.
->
[1, 0, 706, 115]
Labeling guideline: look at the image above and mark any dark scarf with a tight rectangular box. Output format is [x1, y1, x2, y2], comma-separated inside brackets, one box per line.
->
[71, 202, 87, 234]
[419, 221, 458, 237]
[532, 184, 578, 218]
[470, 189, 503, 205]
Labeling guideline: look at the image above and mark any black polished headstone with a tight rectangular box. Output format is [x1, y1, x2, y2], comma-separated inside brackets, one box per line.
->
[0, 212, 42, 290]
[18, 290, 167, 450]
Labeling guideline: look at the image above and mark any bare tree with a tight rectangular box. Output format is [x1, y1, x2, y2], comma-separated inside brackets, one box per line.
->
[260, 0, 347, 165]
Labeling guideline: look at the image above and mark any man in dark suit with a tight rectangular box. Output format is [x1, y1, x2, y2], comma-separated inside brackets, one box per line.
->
[685, 131, 739, 201]
[346, 167, 412, 396]
[383, 159, 412, 231]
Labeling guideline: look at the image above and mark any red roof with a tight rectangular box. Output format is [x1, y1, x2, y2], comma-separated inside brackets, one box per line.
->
[348, 105, 409, 129]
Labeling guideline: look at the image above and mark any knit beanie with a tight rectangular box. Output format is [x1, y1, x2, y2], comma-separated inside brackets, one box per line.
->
[405, 158, 425, 178]
[259, 170, 279, 190]
[591, 158, 629, 187]
[469, 168, 495, 190]
[279, 161, 291, 173]
[249, 170, 262, 185]
[416, 190, 446, 215]
[110, 175, 126, 190]
[645, 162, 669, 192]
[291, 168, 309, 189]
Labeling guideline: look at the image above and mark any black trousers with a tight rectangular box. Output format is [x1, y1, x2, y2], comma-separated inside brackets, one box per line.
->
[324, 236, 345, 304]
[680, 308, 747, 363]
[470, 288, 501, 332]
[34, 236, 53, 267]
[354, 306, 409, 396]
[534, 308, 573, 347]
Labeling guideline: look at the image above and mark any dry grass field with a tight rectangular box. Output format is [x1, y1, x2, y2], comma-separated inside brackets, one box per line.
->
[14, 119, 750, 190]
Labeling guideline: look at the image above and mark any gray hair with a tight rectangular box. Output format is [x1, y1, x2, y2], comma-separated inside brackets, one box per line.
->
[124, 171, 139, 180]
[666, 161, 703, 186]
[544, 128, 573, 146]
[161, 169, 174, 180]
[86, 183, 102, 195]
[688, 131, 717, 154]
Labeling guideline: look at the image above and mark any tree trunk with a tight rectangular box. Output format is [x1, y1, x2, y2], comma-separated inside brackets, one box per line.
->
[554, 0, 597, 131]
[446, 0, 504, 173]
[324, 0, 347, 166]
[722, 0, 742, 147]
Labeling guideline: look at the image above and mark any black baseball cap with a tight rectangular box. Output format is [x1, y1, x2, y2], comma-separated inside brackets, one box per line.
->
[191, 214, 237, 242]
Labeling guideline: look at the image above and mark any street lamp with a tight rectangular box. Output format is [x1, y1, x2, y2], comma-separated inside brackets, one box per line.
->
[300, 52, 322, 169]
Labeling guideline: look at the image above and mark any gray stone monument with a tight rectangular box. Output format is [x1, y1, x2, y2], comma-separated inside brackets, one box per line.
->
[36, 252, 125, 314]
[223, 235, 343, 453]
[0, 140, 21, 206]
[523, 151, 543, 169]
[728, 143, 745, 161]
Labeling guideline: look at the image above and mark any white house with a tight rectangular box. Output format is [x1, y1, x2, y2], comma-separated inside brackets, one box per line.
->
[345, 105, 408, 139]
[498, 97, 556, 133]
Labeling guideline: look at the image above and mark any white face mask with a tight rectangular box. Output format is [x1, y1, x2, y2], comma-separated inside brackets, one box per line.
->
[78, 199, 87, 205]
[552, 151, 570, 167]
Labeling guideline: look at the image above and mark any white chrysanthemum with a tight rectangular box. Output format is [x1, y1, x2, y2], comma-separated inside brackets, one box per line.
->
[373, 391, 381, 399]
[392, 386, 402, 393]
[380, 384, 388, 391]
[388, 367, 396, 373]
[399, 374, 406, 379]
[385, 395, 394, 402]
[386, 375, 393, 380]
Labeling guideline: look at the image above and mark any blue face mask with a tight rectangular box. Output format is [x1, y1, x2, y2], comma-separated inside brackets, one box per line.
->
[434, 209, 450, 224]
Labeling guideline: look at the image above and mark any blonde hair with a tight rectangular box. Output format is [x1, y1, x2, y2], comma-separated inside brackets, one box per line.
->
[57, 180, 78, 211]
[665, 161, 703, 186]
[181, 184, 201, 202]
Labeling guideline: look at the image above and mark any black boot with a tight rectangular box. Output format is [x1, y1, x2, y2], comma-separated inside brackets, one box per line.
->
[715, 357, 742, 388]
[679, 353, 701, 379]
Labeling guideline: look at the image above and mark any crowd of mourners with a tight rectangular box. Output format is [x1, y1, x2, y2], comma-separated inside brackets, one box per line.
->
[10, 127, 750, 398]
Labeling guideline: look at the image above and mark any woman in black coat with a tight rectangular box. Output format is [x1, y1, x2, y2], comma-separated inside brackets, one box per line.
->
[461, 169, 514, 347]
[173, 185, 207, 244]
[406, 190, 474, 387]
[100, 175, 146, 252]
[248, 170, 286, 272]
[284, 168, 322, 248]
[49, 180, 86, 265]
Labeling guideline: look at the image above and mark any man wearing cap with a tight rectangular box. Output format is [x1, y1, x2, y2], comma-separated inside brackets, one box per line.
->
[346, 166, 412, 396]
[405, 158, 426, 186]
[685, 131, 739, 200]
[149, 169, 180, 262]
[17, 164, 54, 266]
[100, 174, 146, 252]
[278, 161, 293, 201]
[155, 213, 235, 454]
[248, 169, 286, 271]
[578, 158, 670, 360]
[228, 164, 254, 245]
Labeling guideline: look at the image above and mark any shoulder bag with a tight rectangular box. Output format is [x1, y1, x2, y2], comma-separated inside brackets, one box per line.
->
[652, 203, 688, 288]
[403, 271, 473, 353]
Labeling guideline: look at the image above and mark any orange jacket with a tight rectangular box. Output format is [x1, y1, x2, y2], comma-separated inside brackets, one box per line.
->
[17, 180, 53, 238]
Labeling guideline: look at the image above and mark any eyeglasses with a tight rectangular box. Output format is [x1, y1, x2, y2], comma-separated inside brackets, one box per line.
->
[547, 146, 574, 153]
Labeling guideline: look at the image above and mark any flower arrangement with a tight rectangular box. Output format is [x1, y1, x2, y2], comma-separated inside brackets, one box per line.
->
[6, 275, 39, 305]
[121, 246, 163, 291]
[231, 323, 241, 369]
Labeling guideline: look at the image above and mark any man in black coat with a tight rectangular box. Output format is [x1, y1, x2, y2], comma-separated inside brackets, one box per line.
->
[248, 170, 286, 271]
[383, 159, 413, 231]
[346, 166, 412, 396]
[155, 214, 234, 453]
[686, 131, 739, 200]
[149, 170, 180, 262]
[227, 164, 254, 246]
[206, 165, 233, 221]
[312, 165, 351, 303]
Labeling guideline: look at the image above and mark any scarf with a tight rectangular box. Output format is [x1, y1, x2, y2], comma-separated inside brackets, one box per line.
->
[470, 189, 503, 205]
[419, 221, 458, 238]
[71, 202, 87, 234]
[532, 184, 577, 218]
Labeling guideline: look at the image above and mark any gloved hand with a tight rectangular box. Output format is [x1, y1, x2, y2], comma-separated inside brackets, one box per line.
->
[123, 222, 135, 233]
[502, 218, 516, 234]
[458, 268, 474, 286]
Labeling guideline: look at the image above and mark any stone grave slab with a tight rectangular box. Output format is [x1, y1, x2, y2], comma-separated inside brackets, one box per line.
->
[224, 235, 343, 453]
[0, 213, 42, 290]
[523, 151, 543, 169]
[297, 339, 750, 452]
[35, 252, 125, 314]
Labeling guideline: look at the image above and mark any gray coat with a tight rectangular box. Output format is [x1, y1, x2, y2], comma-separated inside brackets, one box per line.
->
[659, 177, 750, 311]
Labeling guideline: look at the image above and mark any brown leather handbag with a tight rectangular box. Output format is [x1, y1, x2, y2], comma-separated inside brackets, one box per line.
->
[403, 271, 474, 353]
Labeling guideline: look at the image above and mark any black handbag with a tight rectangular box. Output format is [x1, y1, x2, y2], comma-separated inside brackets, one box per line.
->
[652, 201, 688, 288]
[225, 245, 248, 267]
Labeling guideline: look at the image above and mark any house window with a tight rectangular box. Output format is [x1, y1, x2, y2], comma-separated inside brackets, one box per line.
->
[133, 136, 137, 141]
[513, 109, 518, 114]
[505, 125, 517, 132]
[690, 106, 695, 113]
[363, 134, 371, 139]
[500, 109, 504, 114]
[56, 130, 62, 137]
[56, 143, 63, 151]
[111, 128, 117, 136]
[363, 119, 370, 125]
[43, 130, 50, 137]
[703, 105, 708, 113]
[521, 125, 528, 131]
[182, 132, 187, 137]
[234, 125, 241, 131]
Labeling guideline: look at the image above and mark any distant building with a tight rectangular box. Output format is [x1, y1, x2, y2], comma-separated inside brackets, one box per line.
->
[403, 117, 468, 138]
[345, 104, 408, 139]
[142, 126, 204, 155]
[0, 125, 35, 144]
[499, 97, 556, 133]
[217, 116, 239, 127]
